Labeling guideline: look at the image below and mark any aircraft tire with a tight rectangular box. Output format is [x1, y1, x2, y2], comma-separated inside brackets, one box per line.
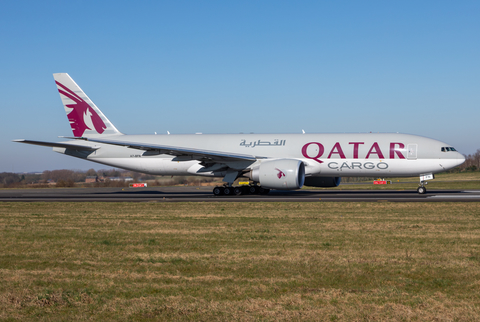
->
[417, 186, 427, 194]
[223, 187, 233, 195]
[248, 186, 258, 194]
[233, 187, 243, 196]
[213, 187, 224, 196]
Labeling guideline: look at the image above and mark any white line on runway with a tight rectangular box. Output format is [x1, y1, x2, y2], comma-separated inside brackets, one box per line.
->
[428, 195, 480, 198]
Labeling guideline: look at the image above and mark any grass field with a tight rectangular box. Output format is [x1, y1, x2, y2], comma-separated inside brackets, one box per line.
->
[1, 202, 480, 321]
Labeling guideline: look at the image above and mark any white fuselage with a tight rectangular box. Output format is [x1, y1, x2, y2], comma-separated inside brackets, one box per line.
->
[54, 132, 465, 178]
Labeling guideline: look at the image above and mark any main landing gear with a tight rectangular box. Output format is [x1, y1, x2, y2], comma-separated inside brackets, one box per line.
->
[212, 185, 270, 196]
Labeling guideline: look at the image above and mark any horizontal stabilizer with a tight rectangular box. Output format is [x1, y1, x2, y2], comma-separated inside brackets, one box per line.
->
[13, 139, 99, 151]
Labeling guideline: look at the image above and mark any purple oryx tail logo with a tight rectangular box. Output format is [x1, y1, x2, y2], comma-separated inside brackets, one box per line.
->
[56, 81, 106, 137]
[275, 168, 286, 179]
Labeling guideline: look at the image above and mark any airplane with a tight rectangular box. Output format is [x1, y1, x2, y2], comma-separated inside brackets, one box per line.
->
[14, 73, 465, 196]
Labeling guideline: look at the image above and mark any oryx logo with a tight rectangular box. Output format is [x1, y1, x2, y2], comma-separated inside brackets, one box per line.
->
[275, 168, 286, 179]
[56, 81, 106, 137]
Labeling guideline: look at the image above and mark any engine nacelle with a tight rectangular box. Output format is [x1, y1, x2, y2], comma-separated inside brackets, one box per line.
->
[249, 159, 305, 190]
[304, 176, 341, 187]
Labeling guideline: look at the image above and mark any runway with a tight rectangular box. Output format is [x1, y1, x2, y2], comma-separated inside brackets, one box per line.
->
[1, 186, 480, 202]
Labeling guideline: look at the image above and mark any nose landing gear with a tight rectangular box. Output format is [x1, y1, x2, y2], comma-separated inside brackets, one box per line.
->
[417, 173, 434, 194]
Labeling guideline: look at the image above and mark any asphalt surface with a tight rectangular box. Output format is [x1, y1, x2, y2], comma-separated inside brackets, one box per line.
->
[1, 186, 480, 202]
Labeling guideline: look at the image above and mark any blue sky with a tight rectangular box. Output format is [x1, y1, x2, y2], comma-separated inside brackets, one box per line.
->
[1, 1, 479, 172]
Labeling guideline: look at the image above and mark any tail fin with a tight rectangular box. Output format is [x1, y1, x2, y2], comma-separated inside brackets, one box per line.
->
[53, 73, 122, 137]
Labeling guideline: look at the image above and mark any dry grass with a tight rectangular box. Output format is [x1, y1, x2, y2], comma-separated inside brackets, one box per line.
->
[1, 202, 480, 321]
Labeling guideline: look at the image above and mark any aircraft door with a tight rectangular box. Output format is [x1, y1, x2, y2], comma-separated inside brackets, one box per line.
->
[407, 144, 417, 160]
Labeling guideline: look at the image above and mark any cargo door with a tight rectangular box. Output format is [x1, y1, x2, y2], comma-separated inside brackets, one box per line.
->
[407, 144, 417, 160]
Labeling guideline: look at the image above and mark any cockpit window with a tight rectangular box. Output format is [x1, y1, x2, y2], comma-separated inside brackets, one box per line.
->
[441, 147, 457, 152]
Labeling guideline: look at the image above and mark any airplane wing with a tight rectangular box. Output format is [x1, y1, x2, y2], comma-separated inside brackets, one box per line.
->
[86, 137, 260, 162]
[13, 139, 100, 151]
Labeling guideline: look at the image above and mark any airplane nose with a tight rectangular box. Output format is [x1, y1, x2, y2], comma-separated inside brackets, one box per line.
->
[456, 152, 466, 166]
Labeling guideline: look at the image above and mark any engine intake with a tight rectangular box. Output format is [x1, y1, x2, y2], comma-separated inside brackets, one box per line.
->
[249, 159, 305, 190]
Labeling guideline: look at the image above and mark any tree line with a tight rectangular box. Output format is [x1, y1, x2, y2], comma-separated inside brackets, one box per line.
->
[0, 169, 156, 188]
[451, 149, 480, 172]
[0, 168, 219, 188]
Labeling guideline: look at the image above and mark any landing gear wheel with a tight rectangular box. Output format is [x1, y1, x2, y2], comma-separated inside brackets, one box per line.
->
[223, 187, 233, 195]
[213, 187, 224, 196]
[233, 187, 244, 196]
[417, 186, 427, 194]
[248, 186, 258, 194]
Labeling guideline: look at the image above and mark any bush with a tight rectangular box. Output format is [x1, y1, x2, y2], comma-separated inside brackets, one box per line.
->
[56, 179, 75, 187]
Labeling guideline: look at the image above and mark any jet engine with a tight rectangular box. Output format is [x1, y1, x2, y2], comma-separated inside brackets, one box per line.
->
[304, 176, 341, 187]
[247, 159, 305, 190]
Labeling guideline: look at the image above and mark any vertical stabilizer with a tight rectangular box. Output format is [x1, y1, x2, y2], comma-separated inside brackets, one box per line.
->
[53, 73, 122, 137]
